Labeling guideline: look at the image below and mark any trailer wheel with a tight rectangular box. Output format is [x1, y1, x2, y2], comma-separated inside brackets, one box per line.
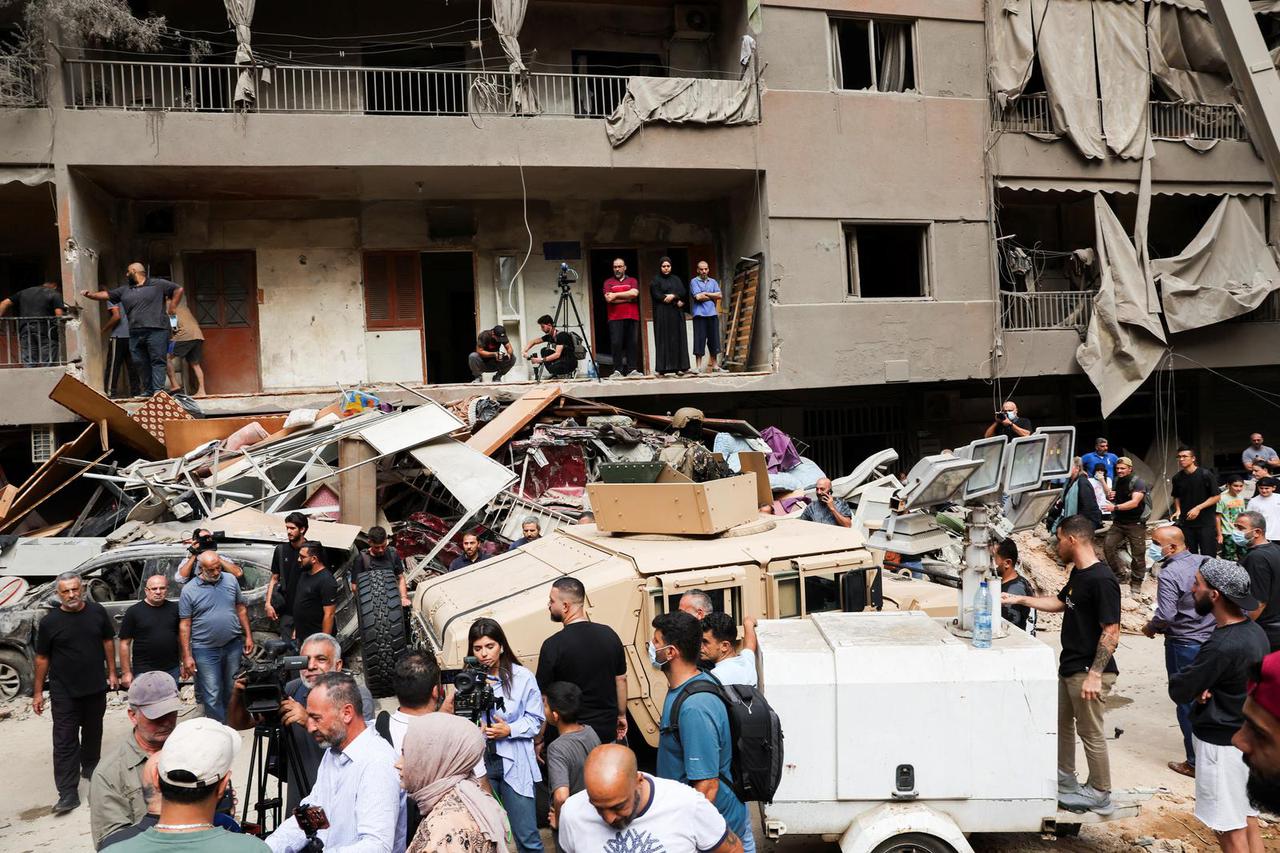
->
[356, 570, 408, 698]
[870, 834, 955, 853]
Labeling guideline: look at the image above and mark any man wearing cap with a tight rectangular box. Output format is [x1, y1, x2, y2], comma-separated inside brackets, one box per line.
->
[469, 324, 514, 383]
[89, 672, 183, 848]
[180, 551, 254, 724]
[1169, 559, 1270, 850]
[1103, 457, 1149, 597]
[265, 671, 404, 853]
[110, 717, 267, 852]
[1232, 652, 1280, 814]
[1248, 477, 1280, 542]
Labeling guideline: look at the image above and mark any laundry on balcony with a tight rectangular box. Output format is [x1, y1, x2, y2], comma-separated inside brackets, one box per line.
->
[605, 76, 760, 146]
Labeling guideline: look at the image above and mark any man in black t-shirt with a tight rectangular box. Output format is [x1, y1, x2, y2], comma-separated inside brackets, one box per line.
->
[33, 572, 119, 814]
[538, 577, 628, 747]
[0, 280, 65, 366]
[1172, 446, 1220, 557]
[119, 573, 181, 685]
[1003, 514, 1121, 816]
[1103, 457, 1150, 596]
[1238, 510, 1280, 651]
[293, 541, 339, 641]
[349, 526, 411, 607]
[991, 539, 1035, 634]
[81, 263, 183, 395]
[469, 324, 515, 383]
[266, 512, 309, 640]
[983, 401, 1032, 440]
[523, 314, 578, 379]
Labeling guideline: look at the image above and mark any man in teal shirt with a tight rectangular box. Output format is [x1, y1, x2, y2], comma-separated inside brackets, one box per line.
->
[652, 611, 753, 853]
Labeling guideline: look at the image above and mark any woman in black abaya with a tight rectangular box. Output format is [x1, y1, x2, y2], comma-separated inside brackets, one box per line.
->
[649, 257, 690, 375]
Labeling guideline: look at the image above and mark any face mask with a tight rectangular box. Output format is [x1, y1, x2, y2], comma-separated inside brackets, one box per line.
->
[1146, 544, 1165, 564]
[648, 642, 671, 670]
[1231, 530, 1250, 548]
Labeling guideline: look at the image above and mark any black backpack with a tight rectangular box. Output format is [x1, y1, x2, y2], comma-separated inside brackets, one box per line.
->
[662, 674, 784, 804]
[375, 711, 423, 838]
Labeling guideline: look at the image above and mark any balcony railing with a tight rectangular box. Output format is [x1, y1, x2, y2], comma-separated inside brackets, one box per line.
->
[0, 55, 45, 107]
[1230, 290, 1280, 324]
[61, 59, 728, 119]
[992, 93, 1248, 141]
[999, 290, 1093, 331]
[0, 317, 69, 368]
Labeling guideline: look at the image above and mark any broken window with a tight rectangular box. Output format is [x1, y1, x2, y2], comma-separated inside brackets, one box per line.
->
[830, 17, 915, 92]
[844, 224, 928, 299]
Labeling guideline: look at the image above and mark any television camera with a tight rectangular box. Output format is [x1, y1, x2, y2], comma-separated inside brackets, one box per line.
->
[448, 656, 504, 723]
[238, 639, 308, 716]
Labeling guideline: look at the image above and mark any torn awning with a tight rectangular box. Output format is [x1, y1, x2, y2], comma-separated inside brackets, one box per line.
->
[995, 176, 1273, 195]
[1075, 195, 1167, 417]
[1148, 1, 1234, 104]
[1154, 195, 1280, 332]
[605, 77, 760, 147]
[988, 0, 1036, 108]
[0, 166, 54, 187]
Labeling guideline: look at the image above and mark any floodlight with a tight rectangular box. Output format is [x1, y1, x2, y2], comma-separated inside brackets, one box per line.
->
[1006, 488, 1061, 532]
[1003, 435, 1049, 496]
[956, 436, 1008, 502]
[1034, 426, 1076, 479]
[900, 455, 983, 511]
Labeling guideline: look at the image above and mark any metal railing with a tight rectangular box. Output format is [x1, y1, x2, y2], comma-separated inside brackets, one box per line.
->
[1231, 290, 1280, 324]
[992, 93, 1248, 141]
[61, 59, 728, 119]
[999, 290, 1093, 331]
[0, 317, 69, 368]
[0, 55, 45, 107]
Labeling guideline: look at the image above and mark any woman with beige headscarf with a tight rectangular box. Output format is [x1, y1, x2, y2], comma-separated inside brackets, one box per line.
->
[398, 713, 511, 853]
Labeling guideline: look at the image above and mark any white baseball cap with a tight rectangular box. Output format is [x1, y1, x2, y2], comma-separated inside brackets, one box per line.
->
[157, 718, 241, 788]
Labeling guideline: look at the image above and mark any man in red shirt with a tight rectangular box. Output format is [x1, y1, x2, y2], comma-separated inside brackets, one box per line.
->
[603, 259, 641, 378]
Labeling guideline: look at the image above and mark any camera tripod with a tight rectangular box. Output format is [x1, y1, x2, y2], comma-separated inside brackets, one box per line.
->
[539, 264, 597, 380]
[241, 716, 312, 837]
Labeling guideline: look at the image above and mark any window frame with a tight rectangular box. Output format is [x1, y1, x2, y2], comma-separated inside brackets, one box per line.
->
[362, 250, 425, 331]
[843, 220, 934, 301]
[829, 14, 919, 94]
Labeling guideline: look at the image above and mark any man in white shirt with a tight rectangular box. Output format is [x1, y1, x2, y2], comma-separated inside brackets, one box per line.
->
[699, 614, 758, 687]
[266, 672, 405, 853]
[558, 744, 743, 853]
[1250, 478, 1280, 542]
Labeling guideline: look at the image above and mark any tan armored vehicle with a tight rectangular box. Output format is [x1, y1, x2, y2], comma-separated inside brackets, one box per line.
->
[394, 515, 954, 747]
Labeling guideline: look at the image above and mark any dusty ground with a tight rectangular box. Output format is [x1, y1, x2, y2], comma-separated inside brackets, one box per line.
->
[2, 629, 1278, 852]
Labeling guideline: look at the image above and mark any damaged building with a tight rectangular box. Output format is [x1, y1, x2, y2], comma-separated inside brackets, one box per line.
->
[0, 0, 1277, 493]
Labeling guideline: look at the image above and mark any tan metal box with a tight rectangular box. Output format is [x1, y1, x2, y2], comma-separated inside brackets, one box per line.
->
[587, 474, 760, 535]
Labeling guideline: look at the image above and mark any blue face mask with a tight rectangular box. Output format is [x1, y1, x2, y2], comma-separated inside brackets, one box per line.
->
[1146, 544, 1165, 564]
[648, 641, 672, 670]
[1230, 530, 1250, 548]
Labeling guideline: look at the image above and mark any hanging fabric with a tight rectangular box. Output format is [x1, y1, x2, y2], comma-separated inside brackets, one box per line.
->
[1147, 2, 1234, 103]
[876, 21, 909, 92]
[224, 0, 259, 106]
[491, 0, 538, 114]
[605, 77, 761, 146]
[987, 0, 1036, 108]
[1032, 0, 1107, 159]
[1094, 0, 1150, 158]
[830, 21, 844, 88]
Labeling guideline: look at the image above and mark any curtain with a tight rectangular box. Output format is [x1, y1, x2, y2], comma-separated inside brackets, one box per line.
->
[988, 0, 1036, 109]
[1094, 0, 1149, 158]
[876, 21, 909, 92]
[1154, 196, 1280, 332]
[224, 0, 258, 106]
[1076, 195, 1167, 417]
[491, 0, 538, 114]
[1033, 0, 1107, 159]
[830, 22, 844, 88]
[1148, 3, 1234, 103]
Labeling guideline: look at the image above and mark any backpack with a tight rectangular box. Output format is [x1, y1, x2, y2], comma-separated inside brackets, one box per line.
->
[375, 711, 423, 838]
[569, 331, 587, 360]
[661, 674, 784, 804]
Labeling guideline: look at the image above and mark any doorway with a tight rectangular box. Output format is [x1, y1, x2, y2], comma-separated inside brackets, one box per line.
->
[184, 251, 260, 394]
[571, 50, 664, 117]
[588, 248, 640, 377]
[421, 251, 477, 384]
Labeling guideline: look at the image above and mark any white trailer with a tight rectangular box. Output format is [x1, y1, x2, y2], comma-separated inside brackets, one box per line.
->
[757, 610, 1140, 853]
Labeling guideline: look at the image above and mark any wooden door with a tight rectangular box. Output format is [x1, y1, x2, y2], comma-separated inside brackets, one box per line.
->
[185, 252, 260, 394]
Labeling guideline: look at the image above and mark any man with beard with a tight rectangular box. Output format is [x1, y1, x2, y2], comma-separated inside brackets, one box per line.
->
[1233, 652, 1280, 815]
[265, 672, 403, 853]
[89, 672, 182, 848]
[537, 577, 629, 747]
[557, 744, 742, 853]
[1169, 559, 1270, 851]
[227, 632, 373, 812]
[266, 513, 308, 640]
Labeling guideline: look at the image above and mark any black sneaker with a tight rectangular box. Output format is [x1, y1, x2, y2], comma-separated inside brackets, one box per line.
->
[51, 793, 80, 815]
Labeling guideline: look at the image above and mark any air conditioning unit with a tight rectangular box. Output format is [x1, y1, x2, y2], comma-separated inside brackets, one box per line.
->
[674, 4, 716, 40]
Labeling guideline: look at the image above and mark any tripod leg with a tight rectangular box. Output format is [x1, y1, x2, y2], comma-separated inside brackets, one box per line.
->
[564, 291, 598, 375]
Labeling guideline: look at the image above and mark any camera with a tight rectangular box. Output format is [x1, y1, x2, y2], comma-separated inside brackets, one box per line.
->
[449, 655, 504, 723]
[995, 411, 1008, 422]
[189, 529, 226, 555]
[294, 804, 329, 851]
[556, 262, 579, 295]
[239, 639, 308, 716]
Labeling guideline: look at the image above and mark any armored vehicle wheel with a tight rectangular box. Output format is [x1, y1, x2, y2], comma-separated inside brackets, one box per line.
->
[870, 834, 954, 853]
[356, 569, 408, 698]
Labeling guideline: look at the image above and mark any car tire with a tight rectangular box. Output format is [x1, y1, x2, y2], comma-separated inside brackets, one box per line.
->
[870, 834, 955, 853]
[0, 649, 34, 701]
[356, 570, 407, 698]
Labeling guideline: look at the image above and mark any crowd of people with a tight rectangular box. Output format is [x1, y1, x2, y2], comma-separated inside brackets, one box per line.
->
[469, 257, 725, 384]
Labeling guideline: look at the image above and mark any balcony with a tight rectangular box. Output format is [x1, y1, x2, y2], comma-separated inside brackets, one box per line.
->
[991, 93, 1248, 142]
[0, 55, 45, 108]
[0, 317, 70, 368]
[62, 59, 743, 120]
[999, 289, 1280, 331]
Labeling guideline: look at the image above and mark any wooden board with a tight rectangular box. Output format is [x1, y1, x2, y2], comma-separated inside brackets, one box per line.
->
[49, 373, 167, 459]
[0, 425, 111, 533]
[722, 262, 760, 372]
[465, 384, 562, 457]
[164, 416, 287, 457]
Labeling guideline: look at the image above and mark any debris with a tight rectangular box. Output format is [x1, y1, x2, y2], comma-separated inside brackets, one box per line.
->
[48, 373, 166, 459]
[467, 384, 563, 456]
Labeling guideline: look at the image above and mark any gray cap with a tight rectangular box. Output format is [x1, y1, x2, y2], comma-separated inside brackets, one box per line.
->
[1200, 558, 1260, 613]
[127, 670, 182, 720]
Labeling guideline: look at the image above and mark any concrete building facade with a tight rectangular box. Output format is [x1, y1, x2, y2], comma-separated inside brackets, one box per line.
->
[0, 0, 1275, 483]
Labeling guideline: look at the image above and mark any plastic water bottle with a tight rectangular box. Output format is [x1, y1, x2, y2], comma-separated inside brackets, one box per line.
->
[973, 580, 993, 649]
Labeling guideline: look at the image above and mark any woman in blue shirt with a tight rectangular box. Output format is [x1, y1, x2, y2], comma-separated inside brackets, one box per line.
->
[469, 617, 545, 853]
